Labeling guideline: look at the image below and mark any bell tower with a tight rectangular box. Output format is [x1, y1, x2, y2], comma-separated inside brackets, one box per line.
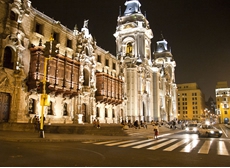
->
[114, 0, 153, 65]
[114, 0, 154, 122]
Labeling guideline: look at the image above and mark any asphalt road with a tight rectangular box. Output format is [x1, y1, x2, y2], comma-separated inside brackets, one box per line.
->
[1, 125, 230, 167]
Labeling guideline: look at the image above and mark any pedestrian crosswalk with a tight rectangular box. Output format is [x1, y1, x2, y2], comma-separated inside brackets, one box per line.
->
[82, 138, 230, 156]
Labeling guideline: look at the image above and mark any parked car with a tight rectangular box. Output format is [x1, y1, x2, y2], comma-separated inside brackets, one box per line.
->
[185, 123, 198, 133]
[197, 124, 222, 138]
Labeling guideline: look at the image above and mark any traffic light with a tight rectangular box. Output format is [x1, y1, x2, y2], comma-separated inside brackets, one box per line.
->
[44, 42, 51, 58]
[37, 82, 43, 94]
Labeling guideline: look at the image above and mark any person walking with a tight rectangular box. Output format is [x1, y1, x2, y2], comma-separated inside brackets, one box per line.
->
[153, 123, 159, 139]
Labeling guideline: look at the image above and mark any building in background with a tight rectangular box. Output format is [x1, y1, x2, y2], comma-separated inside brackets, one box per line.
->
[0, 0, 177, 124]
[177, 83, 205, 122]
[216, 81, 230, 124]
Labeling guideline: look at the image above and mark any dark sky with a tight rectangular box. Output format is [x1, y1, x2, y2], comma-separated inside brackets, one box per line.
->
[31, 0, 230, 101]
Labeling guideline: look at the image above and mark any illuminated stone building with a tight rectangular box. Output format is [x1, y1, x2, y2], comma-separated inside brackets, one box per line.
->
[114, 0, 177, 122]
[177, 83, 205, 121]
[0, 0, 177, 124]
[215, 81, 230, 124]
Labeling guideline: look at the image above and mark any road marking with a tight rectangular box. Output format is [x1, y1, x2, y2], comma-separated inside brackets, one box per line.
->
[119, 139, 152, 147]
[105, 140, 137, 146]
[180, 139, 200, 153]
[163, 139, 190, 151]
[93, 140, 119, 145]
[132, 138, 167, 149]
[217, 141, 229, 156]
[198, 140, 212, 154]
[147, 139, 178, 150]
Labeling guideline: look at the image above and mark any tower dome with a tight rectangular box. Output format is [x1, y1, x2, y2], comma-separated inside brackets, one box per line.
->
[124, 0, 141, 16]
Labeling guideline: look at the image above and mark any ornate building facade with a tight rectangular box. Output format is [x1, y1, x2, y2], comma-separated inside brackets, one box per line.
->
[0, 0, 177, 124]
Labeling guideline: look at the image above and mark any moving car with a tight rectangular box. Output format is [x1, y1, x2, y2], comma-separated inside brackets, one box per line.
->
[197, 124, 222, 138]
[185, 123, 198, 133]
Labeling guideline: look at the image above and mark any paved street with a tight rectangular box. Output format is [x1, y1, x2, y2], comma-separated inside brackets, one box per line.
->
[0, 124, 229, 166]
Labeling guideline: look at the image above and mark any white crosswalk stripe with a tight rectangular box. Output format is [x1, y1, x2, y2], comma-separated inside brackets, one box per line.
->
[163, 139, 190, 151]
[180, 139, 200, 153]
[217, 141, 229, 156]
[105, 140, 136, 146]
[198, 140, 213, 154]
[132, 138, 167, 149]
[84, 138, 230, 156]
[147, 139, 178, 150]
[118, 139, 152, 147]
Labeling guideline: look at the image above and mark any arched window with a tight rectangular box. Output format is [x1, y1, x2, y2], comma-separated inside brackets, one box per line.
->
[3, 47, 14, 69]
[10, 11, 18, 21]
[83, 69, 90, 86]
[126, 42, 132, 56]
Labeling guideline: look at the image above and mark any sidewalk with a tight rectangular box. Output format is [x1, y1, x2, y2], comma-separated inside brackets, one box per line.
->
[0, 124, 183, 142]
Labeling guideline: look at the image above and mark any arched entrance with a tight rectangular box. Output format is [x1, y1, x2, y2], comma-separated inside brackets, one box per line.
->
[82, 104, 87, 123]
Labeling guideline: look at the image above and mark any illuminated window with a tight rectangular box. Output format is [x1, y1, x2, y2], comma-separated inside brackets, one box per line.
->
[126, 42, 132, 56]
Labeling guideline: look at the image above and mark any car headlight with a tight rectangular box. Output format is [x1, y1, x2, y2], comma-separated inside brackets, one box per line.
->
[193, 128, 197, 131]
[210, 130, 214, 134]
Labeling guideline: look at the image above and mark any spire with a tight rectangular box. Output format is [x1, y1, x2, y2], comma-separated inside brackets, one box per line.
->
[156, 33, 168, 53]
[124, 0, 141, 16]
[119, 6, 122, 16]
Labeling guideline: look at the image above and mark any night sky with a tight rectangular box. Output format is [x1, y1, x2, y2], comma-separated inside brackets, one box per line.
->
[31, 0, 230, 101]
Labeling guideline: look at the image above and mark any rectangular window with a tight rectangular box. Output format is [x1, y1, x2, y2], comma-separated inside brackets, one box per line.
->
[97, 55, 101, 63]
[35, 22, 43, 35]
[113, 62, 116, 70]
[225, 111, 228, 115]
[67, 39, 72, 48]
[53, 32, 60, 43]
[105, 59, 109, 67]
